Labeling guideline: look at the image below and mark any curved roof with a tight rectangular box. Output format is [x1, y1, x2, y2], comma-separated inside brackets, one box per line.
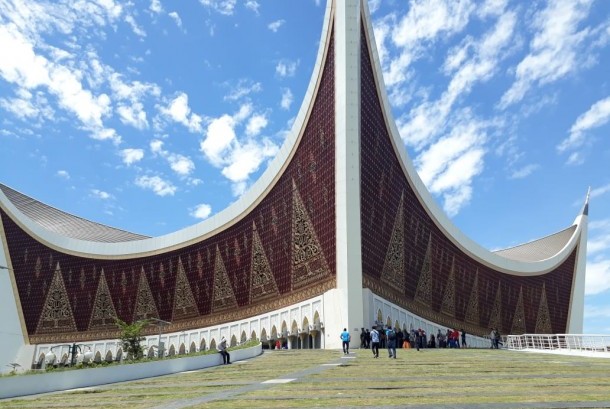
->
[493, 225, 577, 262]
[0, 0, 586, 276]
[0, 184, 148, 243]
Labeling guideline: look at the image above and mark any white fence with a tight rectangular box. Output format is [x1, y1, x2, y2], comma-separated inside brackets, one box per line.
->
[506, 334, 610, 356]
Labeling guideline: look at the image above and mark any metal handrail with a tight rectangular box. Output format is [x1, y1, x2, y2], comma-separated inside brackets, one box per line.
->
[506, 334, 610, 354]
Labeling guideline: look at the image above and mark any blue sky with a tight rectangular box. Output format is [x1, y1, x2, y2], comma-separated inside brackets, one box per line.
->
[1, 0, 609, 334]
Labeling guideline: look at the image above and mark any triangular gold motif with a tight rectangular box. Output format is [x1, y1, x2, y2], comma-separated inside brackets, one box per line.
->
[381, 192, 405, 293]
[172, 257, 199, 321]
[291, 179, 330, 290]
[465, 270, 480, 326]
[133, 267, 159, 321]
[250, 222, 280, 303]
[88, 269, 118, 330]
[414, 233, 433, 306]
[212, 245, 238, 312]
[535, 283, 553, 334]
[440, 257, 456, 316]
[36, 262, 77, 334]
[488, 282, 503, 331]
[511, 286, 526, 335]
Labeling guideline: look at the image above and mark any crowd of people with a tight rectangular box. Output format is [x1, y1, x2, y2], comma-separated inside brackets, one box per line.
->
[354, 326, 503, 356]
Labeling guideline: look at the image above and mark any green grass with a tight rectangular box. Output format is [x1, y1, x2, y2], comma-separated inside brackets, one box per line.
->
[3, 348, 610, 408]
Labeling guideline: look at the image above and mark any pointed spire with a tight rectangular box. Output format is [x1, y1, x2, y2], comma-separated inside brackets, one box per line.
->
[582, 186, 591, 216]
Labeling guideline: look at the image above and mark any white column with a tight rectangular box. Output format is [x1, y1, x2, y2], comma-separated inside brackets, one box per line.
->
[330, 0, 363, 350]
[0, 216, 30, 373]
[567, 214, 587, 333]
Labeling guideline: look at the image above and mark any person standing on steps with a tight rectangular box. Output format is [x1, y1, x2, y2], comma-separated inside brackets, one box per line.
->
[340, 328, 351, 354]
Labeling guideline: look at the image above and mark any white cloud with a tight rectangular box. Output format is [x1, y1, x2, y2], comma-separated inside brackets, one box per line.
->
[398, 10, 515, 150]
[200, 104, 278, 195]
[168, 11, 183, 28]
[56, 170, 70, 179]
[0, 21, 120, 143]
[91, 189, 113, 200]
[120, 148, 144, 165]
[225, 80, 262, 101]
[161, 93, 202, 133]
[201, 114, 238, 167]
[380, 0, 475, 89]
[191, 203, 212, 220]
[499, 0, 596, 109]
[591, 184, 610, 199]
[414, 114, 487, 215]
[149, 139, 195, 176]
[199, 0, 236, 15]
[135, 175, 177, 196]
[566, 151, 585, 166]
[245, 1, 260, 14]
[585, 258, 610, 295]
[275, 60, 299, 77]
[268, 19, 285, 32]
[124, 14, 146, 37]
[509, 164, 539, 179]
[558, 96, 610, 152]
[221, 138, 278, 183]
[150, 0, 163, 14]
[246, 113, 268, 137]
[117, 102, 148, 129]
[168, 154, 195, 176]
[280, 88, 293, 110]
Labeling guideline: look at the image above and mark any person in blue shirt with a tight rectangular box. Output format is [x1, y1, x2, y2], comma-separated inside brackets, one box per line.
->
[386, 326, 397, 359]
[340, 328, 351, 354]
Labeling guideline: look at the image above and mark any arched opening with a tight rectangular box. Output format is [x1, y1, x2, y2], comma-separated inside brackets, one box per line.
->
[60, 353, 69, 366]
[94, 351, 102, 363]
[301, 317, 310, 349]
[251, 330, 257, 341]
[312, 311, 322, 349]
[105, 351, 113, 362]
[179, 343, 186, 355]
[190, 341, 197, 354]
[260, 328, 268, 342]
[241, 330, 247, 344]
[168, 344, 176, 356]
[230, 334, 237, 347]
[290, 320, 299, 349]
[377, 309, 383, 324]
[271, 325, 278, 340]
[148, 346, 156, 358]
[386, 316, 392, 327]
[37, 353, 45, 369]
[395, 320, 400, 330]
[116, 348, 123, 362]
[200, 338, 207, 351]
[210, 339, 217, 351]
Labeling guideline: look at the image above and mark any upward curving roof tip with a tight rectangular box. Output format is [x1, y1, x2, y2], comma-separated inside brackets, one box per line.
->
[492, 225, 578, 262]
[0, 183, 149, 243]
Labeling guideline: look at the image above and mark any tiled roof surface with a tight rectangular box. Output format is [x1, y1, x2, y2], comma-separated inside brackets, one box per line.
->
[493, 225, 577, 262]
[0, 184, 149, 243]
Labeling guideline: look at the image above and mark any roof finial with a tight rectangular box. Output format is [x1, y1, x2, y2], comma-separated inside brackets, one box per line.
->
[582, 186, 591, 216]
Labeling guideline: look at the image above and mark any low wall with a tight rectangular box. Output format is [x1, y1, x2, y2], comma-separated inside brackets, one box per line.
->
[0, 343, 262, 399]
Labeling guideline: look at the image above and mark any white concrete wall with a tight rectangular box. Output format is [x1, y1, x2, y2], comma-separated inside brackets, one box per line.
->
[333, 0, 364, 351]
[0, 218, 28, 374]
[0, 343, 262, 399]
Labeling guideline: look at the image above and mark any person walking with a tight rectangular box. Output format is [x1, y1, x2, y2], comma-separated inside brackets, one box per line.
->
[340, 328, 351, 354]
[218, 336, 231, 364]
[370, 327, 380, 358]
[386, 326, 397, 358]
